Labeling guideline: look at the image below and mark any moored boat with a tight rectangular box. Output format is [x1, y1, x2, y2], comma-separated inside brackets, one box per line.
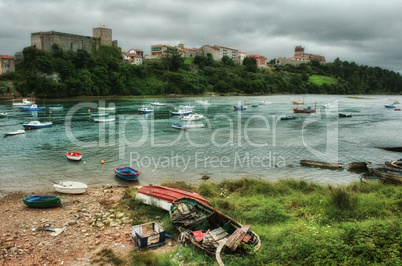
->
[12, 98, 32, 106]
[339, 113, 352, 118]
[234, 105, 247, 111]
[114, 167, 140, 181]
[150, 101, 166, 106]
[47, 106, 63, 110]
[22, 121, 53, 129]
[171, 109, 192, 116]
[23, 195, 61, 208]
[19, 103, 46, 111]
[280, 115, 296, 120]
[258, 100, 272, 105]
[172, 123, 205, 129]
[179, 103, 195, 109]
[292, 100, 304, 105]
[138, 107, 154, 114]
[93, 116, 115, 122]
[360, 173, 384, 184]
[180, 113, 204, 121]
[170, 197, 261, 263]
[0, 112, 7, 117]
[384, 104, 396, 108]
[293, 106, 316, 113]
[367, 164, 402, 183]
[97, 106, 116, 112]
[136, 185, 212, 211]
[53, 181, 87, 194]
[66, 152, 83, 161]
[90, 113, 110, 117]
[195, 100, 211, 106]
[4, 129, 25, 136]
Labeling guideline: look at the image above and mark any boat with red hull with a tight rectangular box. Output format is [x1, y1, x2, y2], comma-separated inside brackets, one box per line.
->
[136, 185, 212, 211]
[293, 107, 316, 113]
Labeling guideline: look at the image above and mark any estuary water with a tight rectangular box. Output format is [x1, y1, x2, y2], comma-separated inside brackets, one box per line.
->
[0, 94, 401, 196]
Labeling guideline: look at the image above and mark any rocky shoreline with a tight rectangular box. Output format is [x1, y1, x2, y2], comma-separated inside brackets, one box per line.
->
[0, 185, 162, 265]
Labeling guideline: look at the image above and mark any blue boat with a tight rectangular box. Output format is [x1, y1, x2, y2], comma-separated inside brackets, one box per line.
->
[384, 104, 396, 108]
[23, 195, 61, 208]
[281, 115, 297, 120]
[234, 105, 247, 111]
[114, 167, 141, 180]
[22, 121, 53, 129]
[19, 103, 46, 111]
[138, 107, 154, 114]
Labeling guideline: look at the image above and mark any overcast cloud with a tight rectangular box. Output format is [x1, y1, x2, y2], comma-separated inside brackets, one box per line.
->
[1, 0, 402, 73]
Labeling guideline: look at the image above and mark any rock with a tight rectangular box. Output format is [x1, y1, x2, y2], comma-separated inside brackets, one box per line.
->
[116, 212, 124, 219]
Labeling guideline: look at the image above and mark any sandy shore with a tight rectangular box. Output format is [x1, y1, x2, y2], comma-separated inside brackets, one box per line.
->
[0, 185, 164, 265]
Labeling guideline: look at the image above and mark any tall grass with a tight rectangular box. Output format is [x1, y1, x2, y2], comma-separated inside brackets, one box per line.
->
[119, 178, 402, 265]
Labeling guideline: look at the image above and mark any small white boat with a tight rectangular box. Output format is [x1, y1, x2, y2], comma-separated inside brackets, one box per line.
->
[53, 181, 88, 194]
[66, 152, 83, 161]
[150, 102, 166, 106]
[4, 129, 25, 136]
[180, 113, 204, 121]
[93, 116, 115, 122]
[12, 98, 32, 106]
[179, 103, 195, 109]
[0, 112, 7, 117]
[171, 109, 192, 115]
[172, 123, 205, 129]
[97, 106, 116, 112]
[47, 106, 63, 110]
[195, 100, 211, 106]
[22, 121, 53, 129]
[258, 100, 272, 105]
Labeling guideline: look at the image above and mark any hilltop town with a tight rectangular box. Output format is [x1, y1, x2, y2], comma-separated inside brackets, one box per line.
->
[1, 26, 325, 75]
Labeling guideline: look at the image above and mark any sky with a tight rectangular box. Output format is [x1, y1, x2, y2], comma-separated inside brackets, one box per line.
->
[1, 0, 402, 74]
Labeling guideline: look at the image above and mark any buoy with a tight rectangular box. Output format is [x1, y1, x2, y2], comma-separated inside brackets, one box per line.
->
[101, 160, 105, 164]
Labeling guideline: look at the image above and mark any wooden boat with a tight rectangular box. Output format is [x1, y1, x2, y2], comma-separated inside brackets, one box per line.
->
[234, 105, 247, 111]
[136, 185, 212, 211]
[339, 113, 352, 118]
[180, 113, 204, 121]
[172, 123, 205, 129]
[23, 195, 61, 208]
[280, 115, 296, 120]
[360, 173, 384, 184]
[138, 107, 154, 114]
[53, 181, 87, 194]
[19, 103, 46, 111]
[385, 160, 402, 169]
[4, 129, 25, 136]
[300, 160, 343, 170]
[367, 164, 402, 183]
[97, 106, 116, 112]
[12, 98, 32, 106]
[93, 116, 115, 122]
[150, 102, 166, 106]
[90, 113, 109, 117]
[22, 121, 53, 129]
[66, 152, 83, 161]
[292, 100, 304, 105]
[293, 106, 316, 113]
[132, 221, 166, 249]
[114, 167, 140, 181]
[170, 197, 261, 264]
[171, 109, 192, 116]
[384, 104, 396, 108]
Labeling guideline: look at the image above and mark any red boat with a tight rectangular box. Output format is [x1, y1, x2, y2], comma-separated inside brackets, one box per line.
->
[66, 152, 83, 161]
[293, 107, 316, 113]
[136, 185, 212, 211]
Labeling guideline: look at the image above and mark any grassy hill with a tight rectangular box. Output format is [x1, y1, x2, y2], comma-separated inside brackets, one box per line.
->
[309, 75, 338, 85]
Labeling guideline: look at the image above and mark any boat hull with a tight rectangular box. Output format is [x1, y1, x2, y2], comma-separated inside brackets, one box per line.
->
[53, 181, 87, 194]
[23, 195, 61, 208]
[114, 167, 140, 180]
[4, 130, 25, 136]
[66, 152, 83, 161]
[293, 108, 316, 113]
[22, 122, 53, 129]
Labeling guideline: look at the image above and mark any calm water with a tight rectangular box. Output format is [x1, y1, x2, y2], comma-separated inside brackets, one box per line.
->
[0, 95, 401, 196]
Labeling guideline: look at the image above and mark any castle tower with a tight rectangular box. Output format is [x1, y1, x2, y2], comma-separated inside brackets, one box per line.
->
[93, 27, 112, 46]
[294, 46, 304, 57]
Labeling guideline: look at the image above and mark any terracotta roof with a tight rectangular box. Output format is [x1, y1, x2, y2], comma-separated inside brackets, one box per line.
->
[247, 54, 267, 59]
[0, 55, 14, 59]
[123, 52, 141, 58]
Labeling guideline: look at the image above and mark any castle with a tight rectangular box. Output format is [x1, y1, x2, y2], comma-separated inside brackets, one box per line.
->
[275, 46, 326, 66]
[30, 27, 118, 54]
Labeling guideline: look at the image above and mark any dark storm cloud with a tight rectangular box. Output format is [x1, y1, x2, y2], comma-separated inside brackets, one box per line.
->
[1, 0, 401, 73]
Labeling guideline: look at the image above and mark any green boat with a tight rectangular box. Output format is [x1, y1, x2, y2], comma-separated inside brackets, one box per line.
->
[23, 195, 61, 208]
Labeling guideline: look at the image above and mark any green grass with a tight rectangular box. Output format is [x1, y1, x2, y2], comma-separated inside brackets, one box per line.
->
[184, 57, 194, 65]
[309, 74, 338, 85]
[116, 178, 402, 265]
[348, 96, 376, 99]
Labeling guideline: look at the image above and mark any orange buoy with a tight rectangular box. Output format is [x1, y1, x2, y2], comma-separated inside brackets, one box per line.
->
[101, 160, 105, 164]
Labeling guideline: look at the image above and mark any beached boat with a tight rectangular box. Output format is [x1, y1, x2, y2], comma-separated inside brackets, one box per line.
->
[22, 121, 53, 129]
[150, 102, 166, 106]
[339, 113, 352, 118]
[179, 103, 195, 109]
[66, 152, 83, 161]
[172, 123, 205, 129]
[170, 197, 261, 264]
[136, 185, 212, 211]
[292, 100, 304, 105]
[360, 173, 384, 184]
[280, 115, 296, 120]
[171, 109, 192, 116]
[53, 181, 87, 194]
[90, 113, 110, 117]
[293, 106, 316, 113]
[4, 129, 25, 136]
[0, 112, 7, 117]
[97, 106, 116, 112]
[93, 116, 115, 122]
[132, 222, 166, 249]
[114, 167, 140, 181]
[300, 160, 343, 170]
[138, 107, 154, 114]
[195, 100, 211, 106]
[384, 104, 396, 108]
[234, 105, 247, 111]
[180, 113, 204, 121]
[23, 195, 61, 208]
[12, 98, 32, 106]
[19, 103, 46, 111]
[367, 164, 402, 183]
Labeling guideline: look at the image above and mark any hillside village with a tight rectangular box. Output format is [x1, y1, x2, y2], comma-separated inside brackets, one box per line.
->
[0, 26, 325, 75]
